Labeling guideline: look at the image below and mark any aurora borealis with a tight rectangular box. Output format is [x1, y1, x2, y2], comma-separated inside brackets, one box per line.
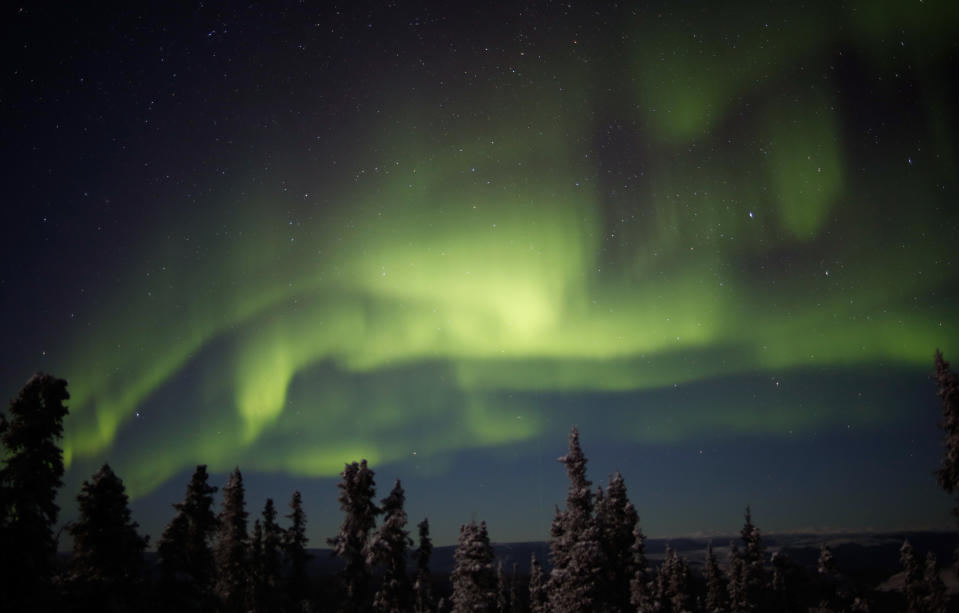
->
[3, 1, 959, 545]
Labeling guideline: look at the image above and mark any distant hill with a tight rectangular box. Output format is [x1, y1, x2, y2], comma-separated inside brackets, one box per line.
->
[296, 530, 956, 585]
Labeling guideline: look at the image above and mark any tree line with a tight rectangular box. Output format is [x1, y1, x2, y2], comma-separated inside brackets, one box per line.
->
[1, 349, 957, 612]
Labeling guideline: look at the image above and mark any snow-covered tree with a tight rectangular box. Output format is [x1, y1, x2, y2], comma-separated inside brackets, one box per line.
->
[285, 490, 311, 610]
[330, 459, 380, 613]
[368, 480, 413, 613]
[450, 520, 497, 613]
[704, 543, 727, 613]
[251, 498, 283, 612]
[629, 522, 654, 612]
[215, 467, 249, 613]
[528, 553, 548, 613]
[923, 551, 947, 613]
[413, 518, 435, 613]
[659, 545, 692, 613]
[900, 539, 925, 613]
[596, 471, 640, 612]
[508, 563, 521, 613]
[727, 507, 766, 612]
[726, 542, 748, 613]
[934, 350, 959, 575]
[495, 560, 509, 613]
[0, 373, 69, 610]
[68, 464, 148, 610]
[548, 427, 606, 613]
[157, 464, 219, 610]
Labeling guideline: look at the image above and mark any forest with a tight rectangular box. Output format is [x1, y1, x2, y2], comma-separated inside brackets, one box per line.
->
[0, 351, 957, 613]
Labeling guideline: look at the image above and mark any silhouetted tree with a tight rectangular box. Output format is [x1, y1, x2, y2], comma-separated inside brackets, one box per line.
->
[68, 463, 148, 612]
[770, 551, 809, 613]
[727, 507, 766, 612]
[285, 490, 311, 611]
[0, 373, 69, 610]
[509, 563, 521, 613]
[658, 544, 692, 613]
[548, 426, 606, 612]
[934, 349, 959, 574]
[629, 521, 654, 612]
[704, 543, 727, 613]
[495, 560, 509, 613]
[413, 518, 436, 613]
[727, 542, 747, 613]
[215, 467, 249, 613]
[596, 471, 640, 612]
[528, 553, 548, 613]
[450, 520, 497, 613]
[900, 539, 925, 613]
[330, 459, 380, 613]
[251, 498, 283, 612]
[923, 551, 947, 613]
[368, 480, 413, 613]
[815, 543, 842, 610]
[157, 464, 219, 611]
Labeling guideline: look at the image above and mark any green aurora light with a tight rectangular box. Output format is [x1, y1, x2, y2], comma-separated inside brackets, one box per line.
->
[13, 2, 957, 503]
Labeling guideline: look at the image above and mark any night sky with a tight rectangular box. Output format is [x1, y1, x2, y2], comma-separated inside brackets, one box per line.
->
[3, 1, 958, 547]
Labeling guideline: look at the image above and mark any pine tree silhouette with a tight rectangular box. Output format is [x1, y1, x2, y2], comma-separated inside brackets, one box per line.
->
[704, 543, 728, 613]
[727, 506, 766, 612]
[67, 463, 148, 612]
[450, 520, 497, 613]
[251, 498, 283, 612]
[629, 519, 654, 612]
[0, 373, 69, 610]
[285, 490, 311, 611]
[934, 349, 959, 575]
[596, 471, 641, 612]
[900, 539, 925, 613]
[548, 426, 606, 612]
[413, 518, 436, 613]
[368, 480, 413, 613]
[330, 459, 380, 613]
[923, 551, 947, 613]
[215, 467, 250, 613]
[157, 464, 219, 611]
[528, 552, 548, 613]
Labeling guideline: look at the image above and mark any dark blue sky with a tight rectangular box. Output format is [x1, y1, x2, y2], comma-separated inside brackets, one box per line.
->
[2, 1, 957, 546]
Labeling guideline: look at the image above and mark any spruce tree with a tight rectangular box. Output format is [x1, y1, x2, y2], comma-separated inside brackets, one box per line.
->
[508, 562, 521, 613]
[629, 522, 654, 612]
[495, 560, 509, 613]
[596, 471, 640, 613]
[251, 519, 265, 609]
[68, 463, 148, 610]
[450, 520, 497, 613]
[704, 543, 727, 613]
[923, 551, 947, 613]
[330, 459, 380, 613]
[368, 480, 413, 613]
[658, 544, 692, 613]
[285, 490, 311, 610]
[732, 506, 766, 612]
[0, 373, 69, 609]
[816, 543, 841, 610]
[726, 542, 748, 613]
[547, 427, 606, 613]
[215, 467, 250, 613]
[251, 498, 283, 612]
[413, 518, 436, 613]
[934, 349, 959, 574]
[899, 539, 925, 613]
[528, 553, 548, 613]
[157, 464, 219, 610]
